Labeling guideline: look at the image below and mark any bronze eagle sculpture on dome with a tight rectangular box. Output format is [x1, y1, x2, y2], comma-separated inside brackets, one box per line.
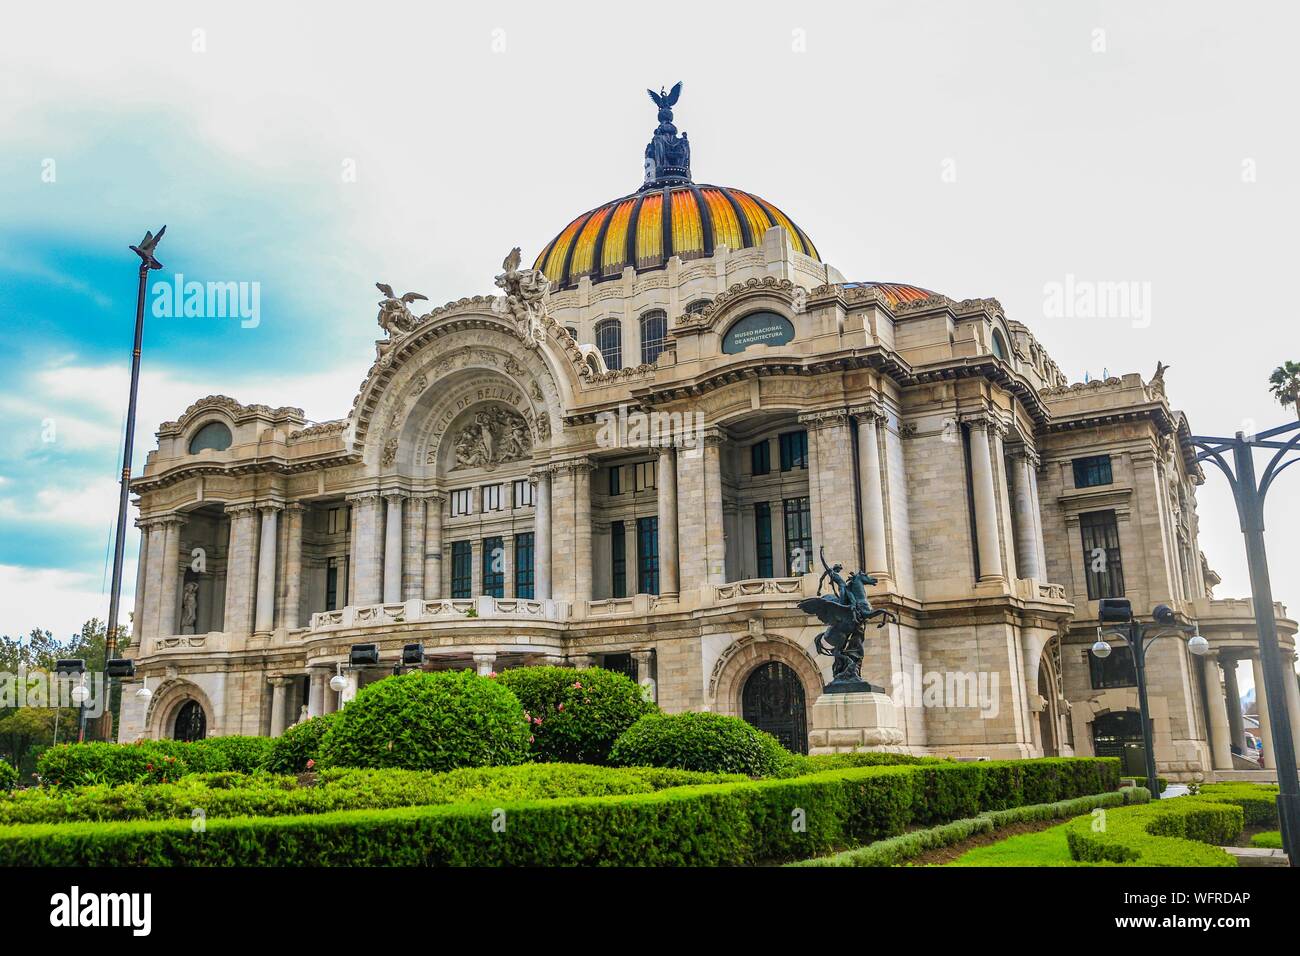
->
[647, 82, 682, 111]
[798, 547, 895, 692]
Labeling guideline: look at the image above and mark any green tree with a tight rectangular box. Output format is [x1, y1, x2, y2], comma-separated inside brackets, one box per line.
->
[1269, 361, 1300, 420]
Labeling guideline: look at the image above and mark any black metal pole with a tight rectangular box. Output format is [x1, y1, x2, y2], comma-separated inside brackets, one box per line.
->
[1230, 439, 1300, 863]
[103, 226, 165, 741]
[1131, 621, 1162, 799]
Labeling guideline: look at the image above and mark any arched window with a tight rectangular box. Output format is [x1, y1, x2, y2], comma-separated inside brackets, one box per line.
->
[991, 329, 1009, 362]
[565, 326, 579, 342]
[173, 700, 207, 741]
[188, 421, 232, 453]
[639, 310, 667, 365]
[684, 298, 711, 315]
[595, 319, 622, 371]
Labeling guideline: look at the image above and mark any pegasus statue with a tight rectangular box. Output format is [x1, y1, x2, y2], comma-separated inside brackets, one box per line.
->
[798, 547, 895, 689]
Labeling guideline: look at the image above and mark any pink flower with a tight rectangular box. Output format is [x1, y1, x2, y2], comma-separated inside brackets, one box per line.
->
[557, 703, 564, 712]
[529, 735, 535, 743]
[489, 671, 498, 678]
[306, 759, 316, 770]
[572, 681, 582, 689]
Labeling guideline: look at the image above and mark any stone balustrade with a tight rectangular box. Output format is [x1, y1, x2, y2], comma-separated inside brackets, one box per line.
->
[308, 595, 570, 632]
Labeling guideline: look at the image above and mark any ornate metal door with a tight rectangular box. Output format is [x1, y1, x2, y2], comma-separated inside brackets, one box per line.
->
[742, 661, 808, 755]
[173, 700, 207, 742]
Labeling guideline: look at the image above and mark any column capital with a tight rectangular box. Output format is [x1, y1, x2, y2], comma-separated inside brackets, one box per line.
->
[959, 410, 1007, 438]
[284, 501, 308, 515]
[415, 490, 446, 503]
[848, 400, 887, 425]
[345, 490, 384, 504]
[382, 490, 409, 503]
[138, 513, 184, 530]
[224, 502, 260, 519]
[257, 501, 284, 516]
[554, 455, 595, 475]
[1005, 441, 1041, 468]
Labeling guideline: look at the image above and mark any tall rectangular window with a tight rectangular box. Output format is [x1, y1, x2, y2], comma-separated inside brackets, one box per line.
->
[481, 484, 502, 512]
[514, 533, 534, 599]
[1089, 643, 1137, 689]
[611, 520, 627, 598]
[481, 536, 505, 598]
[325, 556, 348, 610]
[608, 466, 622, 496]
[512, 479, 534, 509]
[783, 496, 812, 575]
[637, 516, 660, 595]
[1073, 455, 1113, 488]
[751, 440, 770, 476]
[1080, 510, 1125, 600]
[450, 489, 472, 517]
[754, 502, 773, 578]
[779, 430, 808, 471]
[327, 507, 349, 535]
[450, 541, 472, 598]
[634, 460, 656, 492]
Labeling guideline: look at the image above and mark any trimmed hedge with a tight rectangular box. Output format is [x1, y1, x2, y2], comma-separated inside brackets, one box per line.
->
[789, 787, 1148, 867]
[0, 757, 1119, 866]
[0, 764, 741, 825]
[266, 714, 338, 775]
[1250, 831, 1282, 850]
[0, 761, 16, 793]
[36, 738, 266, 788]
[320, 671, 530, 772]
[1119, 776, 1168, 794]
[1194, 782, 1278, 827]
[610, 711, 791, 777]
[1064, 799, 1242, 866]
[494, 666, 657, 764]
[777, 752, 935, 778]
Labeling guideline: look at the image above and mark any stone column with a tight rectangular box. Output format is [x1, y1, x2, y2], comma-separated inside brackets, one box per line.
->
[574, 460, 594, 603]
[854, 405, 890, 579]
[1222, 656, 1247, 753]
[533, 471, 552, 600]
[550, 464, 576, 602]
[1284, 650, 1300, 764]
[383, 492, 405, 604]
[307, 670, 327, 719]
[422, 494, 444, 600]
[156, 515, 185, 638]
[965, 416, 1005, 583]
[474, 652, 497, 677]
[269, 677, 289, 737]
[139, 518, 167, 642]
[132, 520, 151, 644]
[656, 445, 679, 598]
[348, 492, 383, 606]
[1008, 447, 1042, 580]
[1026, 462, 1049, 580]
[283, 503, 305, 630]
[1207, 655, 1235, 771]
[593, 522, 612, 599]
[1252, 654, 1277, 768]
[222, 505, 258, 635]
[702, 431, 726, 584]
[624, 518, 639, 594]
[253, 504, 281, 635]
[403, 495, 426, 600]
[632, 649, 656, 701]
[801, 410, 859, 574]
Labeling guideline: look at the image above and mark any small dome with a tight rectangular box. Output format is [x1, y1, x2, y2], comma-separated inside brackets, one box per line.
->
[535, 184, 820, 290]
[841, 281, 936, 308]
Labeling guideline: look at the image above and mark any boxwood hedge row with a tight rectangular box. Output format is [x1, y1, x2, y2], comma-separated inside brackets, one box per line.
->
[1064, 799, 1243, 866]
[0, 757, 1118, 866]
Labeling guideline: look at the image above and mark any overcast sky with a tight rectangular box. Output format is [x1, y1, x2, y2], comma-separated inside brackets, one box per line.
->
[2, 2, 1297, 694]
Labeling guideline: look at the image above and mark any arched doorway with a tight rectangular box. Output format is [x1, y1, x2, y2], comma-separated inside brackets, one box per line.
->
[172, 700, 207, 742]
[1091, 709, 1145, 776]
[742, 661, 808, 755]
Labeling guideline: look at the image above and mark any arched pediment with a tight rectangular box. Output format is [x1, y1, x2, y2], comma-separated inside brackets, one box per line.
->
[672, 277, 802, 337]
[346, 305, 590, 459]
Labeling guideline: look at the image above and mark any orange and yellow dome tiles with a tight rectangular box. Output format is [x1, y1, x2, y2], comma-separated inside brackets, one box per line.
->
[534, 184, 820, 289]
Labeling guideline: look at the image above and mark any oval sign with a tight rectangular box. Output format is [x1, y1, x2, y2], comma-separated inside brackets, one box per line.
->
[721, 311, 795, 354]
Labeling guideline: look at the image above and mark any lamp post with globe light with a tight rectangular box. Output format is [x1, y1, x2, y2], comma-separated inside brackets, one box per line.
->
[1089, 599, 1208, 801]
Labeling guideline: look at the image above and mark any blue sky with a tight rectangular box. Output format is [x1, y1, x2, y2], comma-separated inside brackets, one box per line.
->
[2, 2, 1298, 705]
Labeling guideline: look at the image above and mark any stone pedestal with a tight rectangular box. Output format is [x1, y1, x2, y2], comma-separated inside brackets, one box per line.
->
[808, 690, 904, 754]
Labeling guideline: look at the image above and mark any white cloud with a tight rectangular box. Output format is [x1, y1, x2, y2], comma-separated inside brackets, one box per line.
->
[0, 562, 136, 641]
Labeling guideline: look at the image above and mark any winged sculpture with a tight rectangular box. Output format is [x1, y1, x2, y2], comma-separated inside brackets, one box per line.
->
[375, 283, 428, 338]
[798, 547, 895, 689]
[647, 81, 682, 111]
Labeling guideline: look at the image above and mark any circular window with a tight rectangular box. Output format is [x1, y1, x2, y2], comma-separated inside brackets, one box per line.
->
[721, 311, 795, 354]
[188, 421, 232, 453]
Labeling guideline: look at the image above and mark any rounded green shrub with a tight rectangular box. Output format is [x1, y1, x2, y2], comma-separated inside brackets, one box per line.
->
[191, 736, 274, 774]
[494, 666, 657, 764]
[609, 711, 791, 777]
[320, 670, 530, 772]
[0, 759, 18, 792]
[266, 713, 338, 774]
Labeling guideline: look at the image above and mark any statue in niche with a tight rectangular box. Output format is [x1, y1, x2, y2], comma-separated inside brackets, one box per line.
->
[451, 406, 532, 471]
[181, 581, 199, 635]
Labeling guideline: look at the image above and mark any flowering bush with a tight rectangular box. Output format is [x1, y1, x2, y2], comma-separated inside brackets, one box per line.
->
[494, 666, 657, 764]
[265, 712, 338, 774]
[320, 670, 530, 772]
[609, 711, 792, 777]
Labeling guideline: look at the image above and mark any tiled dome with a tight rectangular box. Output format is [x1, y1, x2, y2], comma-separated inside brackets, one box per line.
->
[841, 281, 936, 308]
[534, 184, 820, 290]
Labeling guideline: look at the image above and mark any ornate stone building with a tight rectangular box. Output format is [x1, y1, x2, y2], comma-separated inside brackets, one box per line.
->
[119, 92, 1300, 781]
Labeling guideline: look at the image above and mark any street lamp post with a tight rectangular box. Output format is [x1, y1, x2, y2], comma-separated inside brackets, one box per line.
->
[1188, 420, 1300, 865]
[102, 227, 166, 741]
[1090, 600, 1207, 800]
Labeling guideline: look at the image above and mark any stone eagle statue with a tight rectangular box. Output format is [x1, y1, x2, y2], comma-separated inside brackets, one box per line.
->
[375, 283, 428, 338]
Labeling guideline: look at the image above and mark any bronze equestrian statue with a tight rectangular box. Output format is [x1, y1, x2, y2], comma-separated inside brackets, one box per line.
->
[798, 547, 896, 692]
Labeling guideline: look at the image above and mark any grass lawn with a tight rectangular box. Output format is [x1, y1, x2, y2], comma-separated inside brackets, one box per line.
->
[1250, 831, 1281, 849]
[948, 821, 1078, 866]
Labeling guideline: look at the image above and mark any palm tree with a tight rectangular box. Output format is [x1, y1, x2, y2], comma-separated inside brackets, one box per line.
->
[1269, 361, 1300, 420]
